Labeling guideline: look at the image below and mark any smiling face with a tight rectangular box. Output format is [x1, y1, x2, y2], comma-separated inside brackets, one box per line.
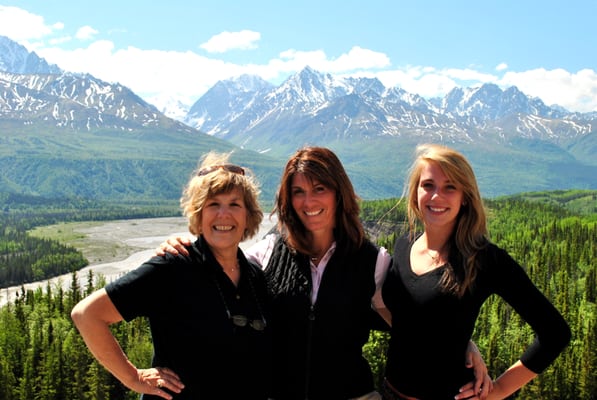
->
[200, 188, 247, 253]
[290, 173, 336, 235]
[417, 160, 464, 233]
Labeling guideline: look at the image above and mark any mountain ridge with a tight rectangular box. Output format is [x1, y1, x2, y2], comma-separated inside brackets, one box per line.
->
[0, 35, 595, 201]
[184, 67, 593, 149]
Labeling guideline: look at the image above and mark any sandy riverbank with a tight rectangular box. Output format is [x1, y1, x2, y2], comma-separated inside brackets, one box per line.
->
[0, 214, 277, 307]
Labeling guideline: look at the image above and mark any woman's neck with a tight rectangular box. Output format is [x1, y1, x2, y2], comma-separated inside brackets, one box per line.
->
[411, 231, 451, 274]
[211, 248, 239, 270]
[422, 222, 454, 248]
[308, 229, 335, 259]
[212, 248, 241, 286]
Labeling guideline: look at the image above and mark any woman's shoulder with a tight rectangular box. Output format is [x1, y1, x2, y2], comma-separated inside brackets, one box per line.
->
[475, 241, 521, 274]
[477, 240, 510, 260]
[244, 257, 265, 275]
[392, 232, 413, 252]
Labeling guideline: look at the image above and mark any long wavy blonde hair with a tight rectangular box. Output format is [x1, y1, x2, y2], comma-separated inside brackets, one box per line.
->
[406, 144, 488, 296]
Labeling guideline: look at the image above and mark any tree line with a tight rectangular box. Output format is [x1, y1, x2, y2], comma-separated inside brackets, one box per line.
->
[0, 192, 179, 289]
[0, 191, 595, 399]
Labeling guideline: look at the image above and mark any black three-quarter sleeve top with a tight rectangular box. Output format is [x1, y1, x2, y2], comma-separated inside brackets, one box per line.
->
[382, 234, 571, 399]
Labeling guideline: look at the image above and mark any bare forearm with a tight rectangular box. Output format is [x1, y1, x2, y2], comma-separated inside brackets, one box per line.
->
[488, 361, 537, 400]
[376, 306, 392, 327]
[80, 320, 138, 385]
[71, 289, 138, 388]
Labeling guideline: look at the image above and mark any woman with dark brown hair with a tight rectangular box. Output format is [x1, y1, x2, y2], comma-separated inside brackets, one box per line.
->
[260, 146, 390, 399]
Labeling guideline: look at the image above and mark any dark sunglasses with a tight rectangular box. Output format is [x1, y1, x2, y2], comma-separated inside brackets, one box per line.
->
[197, 164, 245, 177]
[213, 272, 267, 332]
[230, 314, 267, 331]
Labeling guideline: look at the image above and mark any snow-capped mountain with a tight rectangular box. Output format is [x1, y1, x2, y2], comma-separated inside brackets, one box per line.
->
[0, 35, 61, 74]
[185, 67, 594, 154]
[0, 71, 181, 131]
[146, 94, 191, 122]
[0, 35, 595, 199]
[185, 74, 274, 136]
[0, 35, 197, 133]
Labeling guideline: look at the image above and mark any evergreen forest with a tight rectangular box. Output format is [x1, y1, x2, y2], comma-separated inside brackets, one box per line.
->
[0, 190, 595, 399]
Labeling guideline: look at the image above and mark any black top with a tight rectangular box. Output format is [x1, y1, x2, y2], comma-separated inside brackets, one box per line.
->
[264, 235, 382, 400]
[105, 235, 272, 399]
[382, 234, 571, 399]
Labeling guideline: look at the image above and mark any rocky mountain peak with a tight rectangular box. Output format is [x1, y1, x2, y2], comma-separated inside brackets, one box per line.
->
[0, 35, 61, 74]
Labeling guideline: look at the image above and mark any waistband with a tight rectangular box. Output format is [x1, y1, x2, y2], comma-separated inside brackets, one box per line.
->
[381, 378, 420, 400]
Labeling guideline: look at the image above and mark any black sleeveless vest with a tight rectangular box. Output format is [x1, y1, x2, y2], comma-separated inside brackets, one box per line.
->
[264, 236, 379, 400]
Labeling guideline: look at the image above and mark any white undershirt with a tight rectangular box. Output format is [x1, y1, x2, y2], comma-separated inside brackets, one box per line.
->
[245, 233, 391, 308]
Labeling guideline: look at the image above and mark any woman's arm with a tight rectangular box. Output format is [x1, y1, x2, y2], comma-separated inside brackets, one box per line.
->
[372, 247, 393, 327]
[455, 340, 493, 399]
[71, 289, 184, 399]
[486, 361, 537, 400]
[154, 233, 276, 272]
[480, 246, 571, 399]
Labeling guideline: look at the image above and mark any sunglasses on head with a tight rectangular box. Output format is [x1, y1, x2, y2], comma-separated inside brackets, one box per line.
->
[197, 164, 245, 177]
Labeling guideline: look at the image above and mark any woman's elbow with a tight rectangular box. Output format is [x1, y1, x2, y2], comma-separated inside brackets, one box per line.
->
[70, 301, 85, 327]
[70, 288, 114, 329]
[560, 322, 572, 349]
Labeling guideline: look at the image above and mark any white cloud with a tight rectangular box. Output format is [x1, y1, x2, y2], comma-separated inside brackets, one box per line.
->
[0, 6, 62, 44]
[75, 26, 99, 41]
[48, 36, 72, 46]
[329, 46, 391, 71]
[499, 68, 597, 112]
[274, 49, 331, 75]
[199, 30, 260, 53]
[2, 6, 596, 113]
[365, 66, 493, 98]
[270, 46, 390, 77]
[443, 68, 496, 83]
[36, 40, 251, 103]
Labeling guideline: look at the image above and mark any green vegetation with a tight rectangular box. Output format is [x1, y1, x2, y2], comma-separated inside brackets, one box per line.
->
[0, 128, 283, 203]
[498, 189, 597, 217]
[0, 190, 595, 399]
[0, 193, 179, 288]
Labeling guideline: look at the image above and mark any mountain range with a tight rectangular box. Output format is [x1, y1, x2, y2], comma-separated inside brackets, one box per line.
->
[1, 34, 595, 202]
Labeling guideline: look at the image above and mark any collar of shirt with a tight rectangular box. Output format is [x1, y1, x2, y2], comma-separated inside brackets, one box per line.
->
[309, 242, 336, 304]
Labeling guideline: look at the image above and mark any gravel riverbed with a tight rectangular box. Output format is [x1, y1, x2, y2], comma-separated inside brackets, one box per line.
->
[0, 215, 277, 307]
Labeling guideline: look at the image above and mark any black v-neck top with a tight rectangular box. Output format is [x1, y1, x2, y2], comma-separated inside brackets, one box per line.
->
[382, 234, 570, 399]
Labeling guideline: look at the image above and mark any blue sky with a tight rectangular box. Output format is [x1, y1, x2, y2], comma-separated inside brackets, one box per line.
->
[1, 1, 596, 113]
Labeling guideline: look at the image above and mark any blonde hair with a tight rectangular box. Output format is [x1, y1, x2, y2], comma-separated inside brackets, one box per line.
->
[180, 151, 263, 241]
[406, 144, 488, 296]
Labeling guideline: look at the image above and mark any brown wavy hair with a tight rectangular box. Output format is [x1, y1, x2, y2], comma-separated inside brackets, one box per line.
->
[273, 146, 364, 256]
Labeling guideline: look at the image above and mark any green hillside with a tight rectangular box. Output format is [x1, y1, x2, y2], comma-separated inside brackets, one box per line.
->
[1, 126, 283, 203]
[2, 121, 596, 202]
